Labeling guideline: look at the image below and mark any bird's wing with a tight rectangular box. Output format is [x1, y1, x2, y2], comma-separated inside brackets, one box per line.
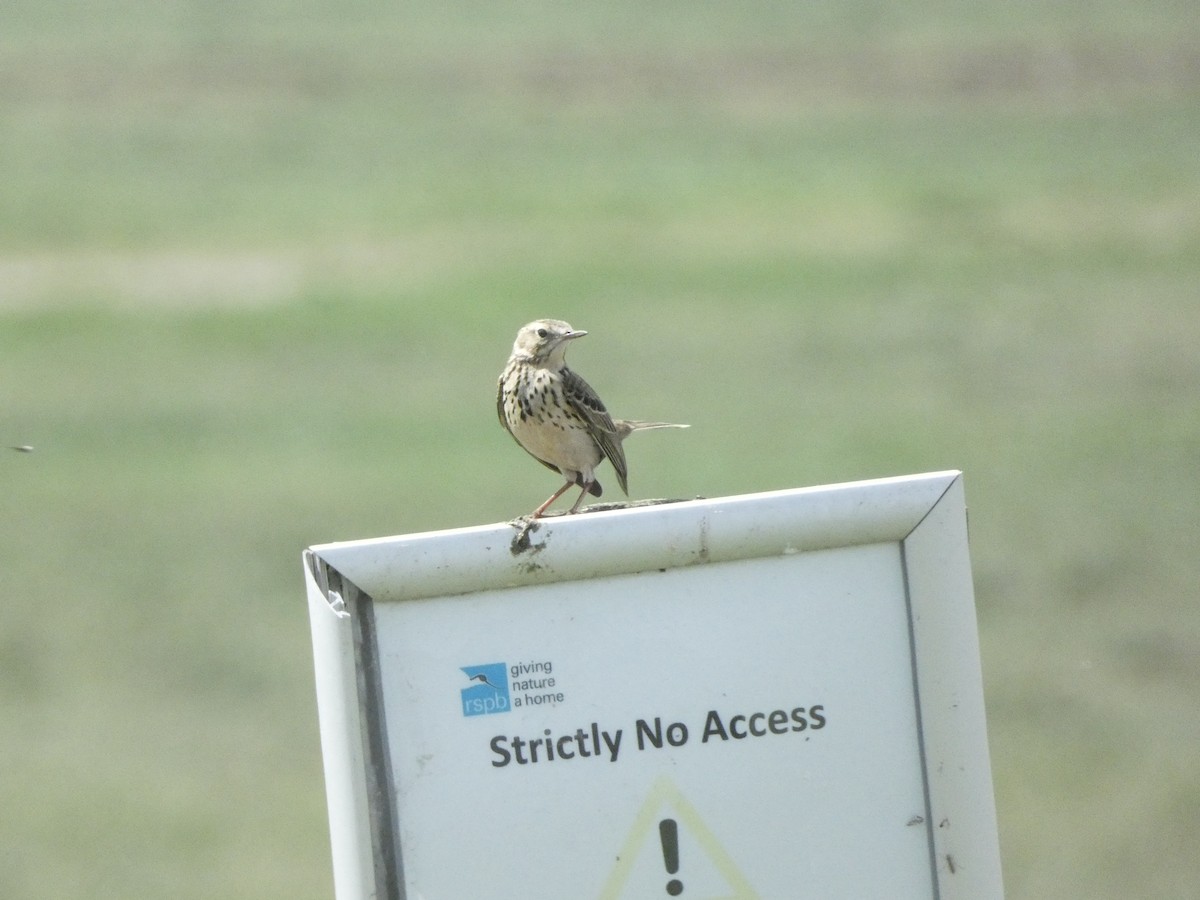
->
[561, 367, 628, 494]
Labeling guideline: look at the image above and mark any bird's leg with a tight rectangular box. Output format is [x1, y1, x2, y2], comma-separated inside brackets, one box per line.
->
[532, 480, 574, 518]
[567, 480, 595, 514]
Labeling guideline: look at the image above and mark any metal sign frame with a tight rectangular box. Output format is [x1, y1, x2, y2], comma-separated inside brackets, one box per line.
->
[303, 471, 1002, 899]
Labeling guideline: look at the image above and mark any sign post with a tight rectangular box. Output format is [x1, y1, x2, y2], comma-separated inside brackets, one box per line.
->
[303, 471, 1003, 899]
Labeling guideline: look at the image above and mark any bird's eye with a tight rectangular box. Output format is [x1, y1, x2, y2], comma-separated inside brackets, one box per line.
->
[537, 328, 548, 338]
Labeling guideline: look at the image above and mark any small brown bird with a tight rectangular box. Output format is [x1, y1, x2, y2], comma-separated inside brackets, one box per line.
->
[497, 319, 687, 517]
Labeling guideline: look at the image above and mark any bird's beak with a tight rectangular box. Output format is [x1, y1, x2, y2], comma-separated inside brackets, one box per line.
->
[563, 330, 587, 340]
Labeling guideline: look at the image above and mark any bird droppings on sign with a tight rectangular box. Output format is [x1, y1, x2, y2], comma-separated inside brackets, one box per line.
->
[509, 517, 546, 556]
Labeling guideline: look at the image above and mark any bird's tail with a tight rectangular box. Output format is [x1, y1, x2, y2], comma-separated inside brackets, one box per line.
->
[614, 420, 690, 440]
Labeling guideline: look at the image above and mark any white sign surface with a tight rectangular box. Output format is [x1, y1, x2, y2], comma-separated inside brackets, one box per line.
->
[303, 472, 1002, 900]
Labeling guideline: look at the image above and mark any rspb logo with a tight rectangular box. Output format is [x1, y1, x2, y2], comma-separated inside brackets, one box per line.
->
[460, 663, 510, 717]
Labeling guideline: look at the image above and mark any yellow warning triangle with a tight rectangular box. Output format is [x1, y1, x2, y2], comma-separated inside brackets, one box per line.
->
[598, 775, 758, 899]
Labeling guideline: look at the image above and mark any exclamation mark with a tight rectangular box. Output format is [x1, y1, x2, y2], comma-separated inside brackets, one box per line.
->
[659, 818, 683, 896]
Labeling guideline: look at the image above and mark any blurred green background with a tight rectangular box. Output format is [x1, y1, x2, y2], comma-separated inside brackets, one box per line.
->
[2, 2, 1198, 897]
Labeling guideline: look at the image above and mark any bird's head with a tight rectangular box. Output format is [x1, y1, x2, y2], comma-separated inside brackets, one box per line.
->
[510, 319, 587, 365]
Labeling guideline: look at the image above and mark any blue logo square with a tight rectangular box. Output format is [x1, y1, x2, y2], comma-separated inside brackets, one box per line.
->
[460, 663, 510, 717]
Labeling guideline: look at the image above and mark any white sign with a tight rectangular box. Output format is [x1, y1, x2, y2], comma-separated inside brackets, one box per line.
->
[303, 471, 1003, 899]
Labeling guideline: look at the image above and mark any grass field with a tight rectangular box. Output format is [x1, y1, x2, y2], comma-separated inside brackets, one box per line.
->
[2, 2, 1198, 897]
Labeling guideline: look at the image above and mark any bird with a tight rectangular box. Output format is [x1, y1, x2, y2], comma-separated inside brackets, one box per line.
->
[497, 319, 687, 517]
[467, 673, 503, 691]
